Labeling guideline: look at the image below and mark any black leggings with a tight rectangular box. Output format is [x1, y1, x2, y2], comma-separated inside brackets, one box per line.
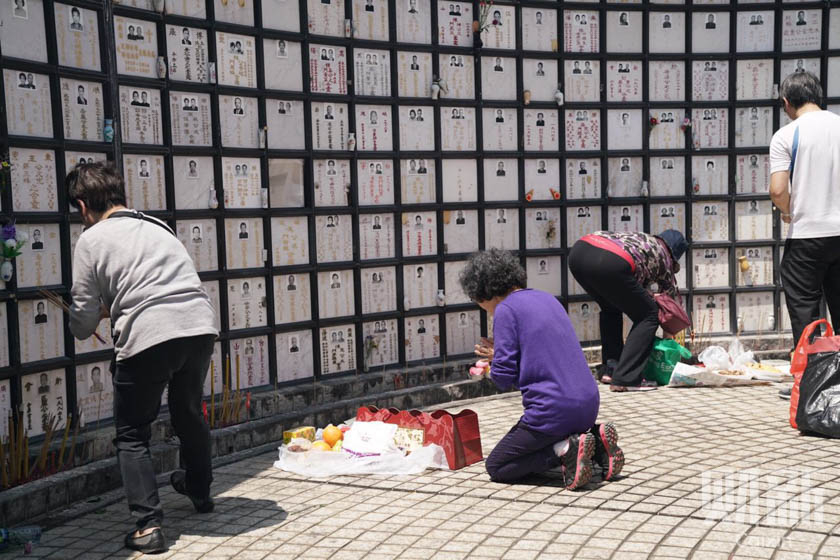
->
[568, 240, 658, 387]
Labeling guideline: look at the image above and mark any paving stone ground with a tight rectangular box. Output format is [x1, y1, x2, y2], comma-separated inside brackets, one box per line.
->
[25, 384, 840, 559]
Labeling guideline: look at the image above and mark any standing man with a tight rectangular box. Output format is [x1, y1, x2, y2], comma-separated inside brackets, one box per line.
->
[67, 163, 218, 553]
[770, 72, 840, 399]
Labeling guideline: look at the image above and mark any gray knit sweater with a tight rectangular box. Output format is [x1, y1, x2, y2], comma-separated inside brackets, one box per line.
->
[69, 212, 218, 360]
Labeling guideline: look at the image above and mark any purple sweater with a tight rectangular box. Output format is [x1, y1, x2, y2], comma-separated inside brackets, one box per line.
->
[491, 289, 600, 436]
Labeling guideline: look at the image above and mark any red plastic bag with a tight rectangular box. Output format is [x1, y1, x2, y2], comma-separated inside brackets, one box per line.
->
[654, 293, 691, 335]
[790, 319, 840, 430]
[356, 406, 483, 470]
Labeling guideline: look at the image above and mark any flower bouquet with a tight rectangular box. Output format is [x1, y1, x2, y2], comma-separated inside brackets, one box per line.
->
[1, 223, 28, 282]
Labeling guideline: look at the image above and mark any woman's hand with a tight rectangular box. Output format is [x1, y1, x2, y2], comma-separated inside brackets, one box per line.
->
[474, 337, 494, 361]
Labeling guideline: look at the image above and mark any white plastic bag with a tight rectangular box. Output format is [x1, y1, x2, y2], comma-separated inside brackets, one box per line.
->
[728, 338, 755, 370]
[342, 421, 399, 457]
[698, 346, 732, 371]
[274, 443, 450, 477]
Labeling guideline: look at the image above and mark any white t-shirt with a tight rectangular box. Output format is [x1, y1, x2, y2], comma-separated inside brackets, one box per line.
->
[769, 110, 840, 239]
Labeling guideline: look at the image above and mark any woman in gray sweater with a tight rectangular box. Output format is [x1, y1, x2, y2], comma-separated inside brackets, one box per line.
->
[67, 162, 218, 554]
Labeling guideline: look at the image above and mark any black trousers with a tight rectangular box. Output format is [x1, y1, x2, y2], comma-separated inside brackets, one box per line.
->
[569, 241, 659, 387]
[485, 421, 564, 483]
[113, 334, 215, 530]
[780, 236, 840, 348]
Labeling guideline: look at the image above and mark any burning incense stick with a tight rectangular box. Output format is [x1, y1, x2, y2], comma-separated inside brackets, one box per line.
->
[38, 289, 108, 344]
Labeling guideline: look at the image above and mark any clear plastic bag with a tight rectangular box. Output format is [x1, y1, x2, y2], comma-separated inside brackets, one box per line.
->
[698, 346, 732, 371]
[274, 443, 450, 477]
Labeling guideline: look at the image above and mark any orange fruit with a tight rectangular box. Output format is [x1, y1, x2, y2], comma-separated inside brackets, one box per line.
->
[312, 440, 332, 451]
[323, 424, 343, 447]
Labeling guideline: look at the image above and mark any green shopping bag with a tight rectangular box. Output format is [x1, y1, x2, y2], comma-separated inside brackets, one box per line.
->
[643, 337, 692, 386]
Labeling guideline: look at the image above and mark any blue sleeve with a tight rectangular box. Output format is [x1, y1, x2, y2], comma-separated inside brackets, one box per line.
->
[489, 303, 520, 391]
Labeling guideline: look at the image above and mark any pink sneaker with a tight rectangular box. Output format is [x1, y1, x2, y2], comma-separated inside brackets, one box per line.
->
[560, 432, 595, 490]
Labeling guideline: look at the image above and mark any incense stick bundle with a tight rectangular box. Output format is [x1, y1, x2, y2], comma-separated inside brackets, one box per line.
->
[38, 289, 108, 344]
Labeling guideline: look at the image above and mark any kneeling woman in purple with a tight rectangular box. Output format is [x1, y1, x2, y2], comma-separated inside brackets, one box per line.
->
[460, 249, 623, 488]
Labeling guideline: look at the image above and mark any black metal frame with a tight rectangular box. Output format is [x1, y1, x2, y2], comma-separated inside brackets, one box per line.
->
[0, 0, 838, 432]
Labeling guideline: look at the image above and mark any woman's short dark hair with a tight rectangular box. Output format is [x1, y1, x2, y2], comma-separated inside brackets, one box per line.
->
[459, 249, 527, 303]
[780, 71, 822, 109]
[66, 161, 127, 213]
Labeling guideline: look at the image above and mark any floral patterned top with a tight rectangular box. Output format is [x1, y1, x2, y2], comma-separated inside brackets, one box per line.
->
[589, 231, 679, 298]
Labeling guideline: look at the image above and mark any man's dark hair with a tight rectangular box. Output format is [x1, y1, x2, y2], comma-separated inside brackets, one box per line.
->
[459, 249, 527, 303]
[780, 71, 822, 109]
[66, 161, 127, 214]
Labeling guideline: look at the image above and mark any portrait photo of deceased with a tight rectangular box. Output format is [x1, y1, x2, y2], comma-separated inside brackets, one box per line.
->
[1, 0, 48, 62]
[649, 157, 686, 198]
[608, 205, 644, 234]
[480, 4, 515, 50]
[15, 223, 61, 288]
[565, 110, 601, 151]
[353, 0, 389, 41]
[649, 61, 685, 102]
[781, 9, 821, 52]
[438, 53, 475, 99]
[311, 44, 348, 95]
[398, 105, 435, 151]
[401, 212, 437, 257]
[396, 0, 431, 44]
[481, 56, 516, 101]
[736, 11, 774, 53]
[524, 158, 560, 202]
[225, 218, 265, 270]
[484, 208, 519, 251]
[521, 7, 557, 52]
[261, 0, 299, 32]
[736, 247, 773, 288]
[173, 156, 215, 210]
[523, 59, 558, 102]
[692, 12, 730, 53]
[403, 262, 438, 311]
[320, 325, 356, 375]
[359, 213, 396, 260]
[274, 272, 312, 325]
[275, 331, 314, 383]
[566, 206, 602, 255]
[123, 154, 166, 211]
[227, 278, 268, 330]
[216, 31, 257, 88]
[355, 49, 391, 96]
[356, 104, 393, 152]
[401, 158, 436, 204]
[167, 25, 209, 83]
[177, 219, 218, 272]
[314, 159, 351, 207]
[437, 1, 472, 47]
[692, 247, 730, 290]
[114, 15, 158, 78]
[607, 109, 642, 151]
[316, 214, 353, 263]
[734, 106, 773, 148]
[443, 209, 478, 255]
[692, 294, 731, 335]
[397, 51, 433, 98]
[357, 159, 394, 206]
[692, 201, 730, 242]
[736, 59, 773, 101]
[361, 267, 397, 314]
[649, 108, 686, 151]
[523, 109, 559, 152]
[4, 69, 53, 138]
[441, 159, 477, 203]
[21, 369, 66, 437]
[265, 98, 306, 150]
[10, 148, 57, 213]
[693, 60, 730, 102]
[607, 10, 643, 53]
[525, 208, 560, 251]
[222, 157, 262, 208]
[55, 3, 100, 70]
[446, 310, 480, 356]
[271, 216, 309, 266]
[440, 106, 476, 151]
[527, 256, 562, 297]
[363, 319, 399, 369]
[564, 60, 599, 102]
[269, 159, 305, 209]
[19, 299, 63, 364]
[75, 360, 114, 425]
[606, 60, 642, 103]
[307, 0, 345, 37]
[220, 95, 259, 148]
[650, 12, 685, 54]
[650, 204, 686, 241]
[735, 200, 773, 241]
[119, 86, 163, 144]
[692, 108, 729, 150]
[404, 315, 439, 362]
[263, 39, 302, 91]
[230, 336, 270, 389]
[692, 155, 728, 196]
[607, 157, 643, 198]
[736, 154, 770, 195]
[170, 92, 212, 146]
[483, 159, 517, 202]
[482, 108, 517, 152]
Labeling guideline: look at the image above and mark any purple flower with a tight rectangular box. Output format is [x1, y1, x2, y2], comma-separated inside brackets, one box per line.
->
[1, 224, 16, 241]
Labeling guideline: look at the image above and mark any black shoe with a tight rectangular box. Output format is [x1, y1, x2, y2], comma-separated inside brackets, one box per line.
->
[125, 528, 167, 554]
[589, 423, 625, 481]
[779, 385, 792, 400]
[560, 432, 595, 491]
[171, 470, 214, 513]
